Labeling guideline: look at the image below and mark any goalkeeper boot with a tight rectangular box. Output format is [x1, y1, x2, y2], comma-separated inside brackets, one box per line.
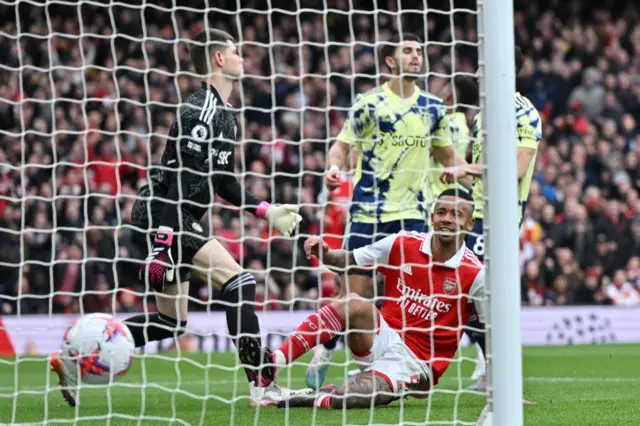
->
[49, 350, 78, 407]
[238, 336, 277, 387]
[305, 345, 334, 390]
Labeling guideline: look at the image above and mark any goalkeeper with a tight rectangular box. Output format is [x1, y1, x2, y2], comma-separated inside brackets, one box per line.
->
[50, 29, 303, 407]
[441, 47, 542, 390]
[307, 32, 470, 389]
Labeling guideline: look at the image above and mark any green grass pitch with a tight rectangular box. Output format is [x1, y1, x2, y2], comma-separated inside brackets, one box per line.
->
[1, 344, 638, 425]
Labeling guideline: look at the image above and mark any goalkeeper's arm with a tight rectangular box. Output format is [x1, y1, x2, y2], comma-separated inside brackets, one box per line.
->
[159, 154, 201, 230]
[157, 154, 266, 229]
[216, 173, 302, 237]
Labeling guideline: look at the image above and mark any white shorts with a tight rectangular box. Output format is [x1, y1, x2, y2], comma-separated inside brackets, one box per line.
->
[352, 315, 430, 394]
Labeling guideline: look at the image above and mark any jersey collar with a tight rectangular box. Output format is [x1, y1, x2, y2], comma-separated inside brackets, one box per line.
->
[201, 82, 223, 103]
[419, 232, 467, 268]
[382, 82, 420, 103]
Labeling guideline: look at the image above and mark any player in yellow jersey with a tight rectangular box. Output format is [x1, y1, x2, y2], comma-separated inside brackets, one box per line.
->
[306, 32, 469, 390]
[427, 75, 479, 201]
[441, 48, 542, 390]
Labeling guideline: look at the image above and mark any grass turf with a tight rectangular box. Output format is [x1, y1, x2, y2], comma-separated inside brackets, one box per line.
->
[0, 344, 638, 425]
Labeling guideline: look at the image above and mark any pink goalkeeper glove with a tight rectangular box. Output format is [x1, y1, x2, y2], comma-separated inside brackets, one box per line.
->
[139, 226, 175, 292]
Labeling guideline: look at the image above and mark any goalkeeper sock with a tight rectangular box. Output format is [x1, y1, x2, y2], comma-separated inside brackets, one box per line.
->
[221, 272, 261, 382]
[125, 312, 187, 348]
[278, 304, 344, 363]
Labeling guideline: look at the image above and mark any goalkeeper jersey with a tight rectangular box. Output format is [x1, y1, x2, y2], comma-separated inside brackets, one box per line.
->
[337, 83, 451, 224]
[471, 92, 542, 222]
[428, 112, 470, 199]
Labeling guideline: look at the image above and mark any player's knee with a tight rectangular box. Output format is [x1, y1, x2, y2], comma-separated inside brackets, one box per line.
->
[192, 241, 243, 287]
[344, 293, 373, 320]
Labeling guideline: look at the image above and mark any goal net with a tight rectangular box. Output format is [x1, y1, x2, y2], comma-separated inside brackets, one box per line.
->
[0, 0, 515, 425]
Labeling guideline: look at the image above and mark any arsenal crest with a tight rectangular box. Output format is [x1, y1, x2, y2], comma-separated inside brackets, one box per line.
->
[443, 278, 458, 295]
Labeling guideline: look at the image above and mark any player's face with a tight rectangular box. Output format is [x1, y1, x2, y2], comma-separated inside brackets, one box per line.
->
[393, 41, 423, 77]
[431, 195, 475, 244]
[220, 41, 244, 79]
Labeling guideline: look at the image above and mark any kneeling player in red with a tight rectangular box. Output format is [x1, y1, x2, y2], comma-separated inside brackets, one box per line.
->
[266, 188, 485, 409]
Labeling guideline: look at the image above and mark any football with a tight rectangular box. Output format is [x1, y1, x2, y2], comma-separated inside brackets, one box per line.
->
[62, 313, 135, 385]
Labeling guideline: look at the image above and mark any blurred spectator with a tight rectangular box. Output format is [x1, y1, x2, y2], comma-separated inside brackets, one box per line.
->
[0, 0, 639, 314]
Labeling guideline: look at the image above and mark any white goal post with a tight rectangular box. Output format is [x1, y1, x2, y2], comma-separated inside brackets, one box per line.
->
[0, 0, 522, 424]
[480, 0, 524, 424]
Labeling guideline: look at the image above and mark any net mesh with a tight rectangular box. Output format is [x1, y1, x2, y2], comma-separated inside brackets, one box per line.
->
[0, 0, 485, 424]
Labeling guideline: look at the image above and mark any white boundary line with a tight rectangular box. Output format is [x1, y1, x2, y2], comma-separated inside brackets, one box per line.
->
[0, 376, 637, 394]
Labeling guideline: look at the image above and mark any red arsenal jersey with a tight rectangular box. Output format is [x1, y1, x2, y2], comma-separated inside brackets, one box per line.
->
[353, 231, 485, 383]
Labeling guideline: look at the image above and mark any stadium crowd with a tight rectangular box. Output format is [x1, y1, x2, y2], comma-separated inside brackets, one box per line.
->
[0, 0, 638, 315]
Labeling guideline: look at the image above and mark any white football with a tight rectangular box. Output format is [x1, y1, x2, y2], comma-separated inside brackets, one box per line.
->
[62, 313, 135, 385]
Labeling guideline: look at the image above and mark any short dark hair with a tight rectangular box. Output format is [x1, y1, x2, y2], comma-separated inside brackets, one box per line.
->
[515, 47, 525, 74]
[437, 187, 475, 212]
[379, 32, 422, 71]
[451, 75, 479, 108]
[190, 29, 235, 75]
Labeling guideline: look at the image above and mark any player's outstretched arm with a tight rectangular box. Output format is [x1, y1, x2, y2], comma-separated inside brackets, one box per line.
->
[216, 170, 302, 237]
[440, 163, 483, 184]
[304, 236, 358, 272]
[432, 145, 473, 188]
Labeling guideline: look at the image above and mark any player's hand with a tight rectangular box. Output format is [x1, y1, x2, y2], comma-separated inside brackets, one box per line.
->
[440, 166, 468, 184]
[139, 226, 175, 292]
[265, 204, 303, 237]
[324, 165, 341, 191]
[304, 236, 329, 260]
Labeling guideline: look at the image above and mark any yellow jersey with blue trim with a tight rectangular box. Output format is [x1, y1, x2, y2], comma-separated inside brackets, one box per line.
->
[337, 83, 451, 224]
[428, 112, 471, 200]
[471, 92, 542, 222]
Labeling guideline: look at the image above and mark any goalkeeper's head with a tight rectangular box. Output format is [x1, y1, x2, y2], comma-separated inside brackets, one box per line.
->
[431, 188, 475, 245]
[379, 32, 424, 79]
[190, 29, 244, 79]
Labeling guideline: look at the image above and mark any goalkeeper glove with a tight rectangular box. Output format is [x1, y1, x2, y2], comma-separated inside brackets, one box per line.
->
[257, 202, 303, 237]
[140, 226, 175, 292]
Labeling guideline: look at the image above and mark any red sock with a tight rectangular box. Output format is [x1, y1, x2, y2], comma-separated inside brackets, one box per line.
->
[314, 394, 333, 409]
[279, 304, 344, 363]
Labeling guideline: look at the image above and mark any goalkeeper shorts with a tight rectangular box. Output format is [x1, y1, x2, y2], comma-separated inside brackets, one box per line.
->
[130, 187, 208, 283]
